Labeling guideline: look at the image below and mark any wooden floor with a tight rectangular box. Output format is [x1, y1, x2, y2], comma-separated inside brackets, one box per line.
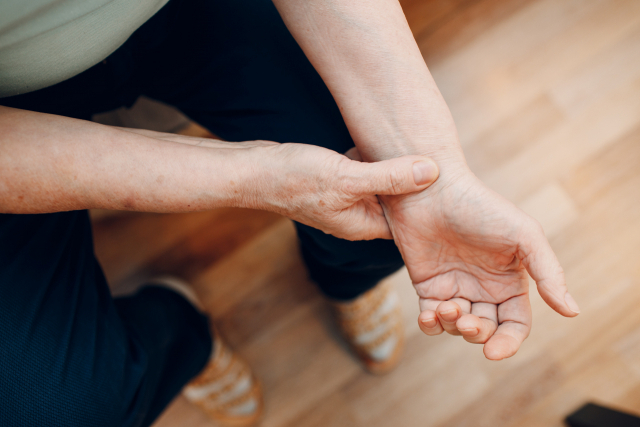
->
[91, 0, 640, 426]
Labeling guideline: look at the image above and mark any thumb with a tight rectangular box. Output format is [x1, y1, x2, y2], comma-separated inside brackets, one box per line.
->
[519, 221, 580, 317]
[351, 156, 440, 196]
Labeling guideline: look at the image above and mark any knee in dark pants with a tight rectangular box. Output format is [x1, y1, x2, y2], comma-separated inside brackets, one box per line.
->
[295, 222, 405, 300]
[0, 361, 136, 427]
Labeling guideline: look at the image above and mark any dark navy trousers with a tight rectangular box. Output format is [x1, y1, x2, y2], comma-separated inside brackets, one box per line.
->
[0, 0, 404, 425]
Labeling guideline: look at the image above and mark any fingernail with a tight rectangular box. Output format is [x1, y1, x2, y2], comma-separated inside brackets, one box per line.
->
[413, 161, 438, 186]
[564, 292, 580, 314]
[439, 309, 457, 321]
[459, 328, 478, 336]
[421, 318, 437, 328]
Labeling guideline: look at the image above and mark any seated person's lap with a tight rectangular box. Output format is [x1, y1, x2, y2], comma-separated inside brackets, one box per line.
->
[1, 0, 404, 301]
[0, 0, 404, 424]
[0, 211, 211, 426]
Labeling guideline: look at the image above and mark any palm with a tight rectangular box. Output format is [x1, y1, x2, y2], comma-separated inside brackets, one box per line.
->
[381, 172, 578, 360]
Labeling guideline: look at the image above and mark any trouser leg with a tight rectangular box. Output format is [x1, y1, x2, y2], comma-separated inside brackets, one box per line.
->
[137, 0, 405, 300]
[0, 30, 215, 426]
[0, 212, 212, 427]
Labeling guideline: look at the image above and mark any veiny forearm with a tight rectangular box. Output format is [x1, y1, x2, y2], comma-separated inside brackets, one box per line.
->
[0, 107, 262, 214]
[272, 0, 465, 167]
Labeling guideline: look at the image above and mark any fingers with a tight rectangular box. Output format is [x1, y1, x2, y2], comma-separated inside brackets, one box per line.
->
[456, 303, 498, 344]
[418, 296, 531, 361]
[483, 294, 532, 360]
[483, 323, 529, 361]
[519, 220, 580, 317]
[418, 298, 483, 337]
[436, 299, 470, 336]
[457, 315, 498, 343]
[350, 155, 439, 196]
[418, 299, 444, 335]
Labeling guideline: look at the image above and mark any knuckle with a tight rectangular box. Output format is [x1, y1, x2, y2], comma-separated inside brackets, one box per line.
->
[339, 177, 358, 196]
[387, 168, 405, 194]
[336, 163, 361, 195]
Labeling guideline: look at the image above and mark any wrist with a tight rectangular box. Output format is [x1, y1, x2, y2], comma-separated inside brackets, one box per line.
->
[226, 144, 287, 213]
[361, 132, 469, 181]
[349, 101, 468, 169]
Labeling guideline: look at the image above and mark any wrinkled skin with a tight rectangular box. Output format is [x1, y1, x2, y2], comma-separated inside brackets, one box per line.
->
[258, 142, 435, 241]
[380, 167, 578, 360]
[119, 129, 440, 242]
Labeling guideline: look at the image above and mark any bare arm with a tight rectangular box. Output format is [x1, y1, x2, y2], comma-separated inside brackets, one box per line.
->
[0, 106, 438, 240]
[0, 106, 268, 213]
[271, 0, 464, 167]
[271, 0, 579, 359]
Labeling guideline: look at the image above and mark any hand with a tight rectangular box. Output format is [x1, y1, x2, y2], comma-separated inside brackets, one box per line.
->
[255, 142, 439, 240]
[379, 163, 580, 360]
[117, 128, 440, 240]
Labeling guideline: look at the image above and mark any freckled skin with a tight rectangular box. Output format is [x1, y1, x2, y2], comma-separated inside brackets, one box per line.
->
[255, 143, 437, 241]
[0, 107, 437, 243]
[122, 197, 136, 210]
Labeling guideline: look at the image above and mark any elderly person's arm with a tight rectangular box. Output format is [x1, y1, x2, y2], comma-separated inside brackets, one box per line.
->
[272, 0, 579, 360]
[0, 106, 438, 241]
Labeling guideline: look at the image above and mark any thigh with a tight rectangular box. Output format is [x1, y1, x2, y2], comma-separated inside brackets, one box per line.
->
[138, 0, 405, 298]
[0, 212, 211, 427]
[138, 0, 353, 151]
[0, 212, 140, 426]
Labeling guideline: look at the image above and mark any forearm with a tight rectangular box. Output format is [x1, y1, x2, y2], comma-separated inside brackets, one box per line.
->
[272, 0, 465, 167]
[0, 107, 262, 214]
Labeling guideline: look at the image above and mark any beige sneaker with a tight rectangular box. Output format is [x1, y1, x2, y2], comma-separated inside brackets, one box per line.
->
[331, 281, 405, 375]
[183, 330, 264, 427]
[113, 276, 263, 425]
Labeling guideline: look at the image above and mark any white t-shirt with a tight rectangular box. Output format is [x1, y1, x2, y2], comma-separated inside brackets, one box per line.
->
[0, 0, 169, 98]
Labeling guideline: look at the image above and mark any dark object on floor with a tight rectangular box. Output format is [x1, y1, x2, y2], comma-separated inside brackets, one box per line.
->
[566, 403, 640, 427]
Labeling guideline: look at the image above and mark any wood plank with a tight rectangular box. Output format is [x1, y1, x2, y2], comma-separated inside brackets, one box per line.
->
[481, 77, 640, 203]
[432, 0, 640, 142]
